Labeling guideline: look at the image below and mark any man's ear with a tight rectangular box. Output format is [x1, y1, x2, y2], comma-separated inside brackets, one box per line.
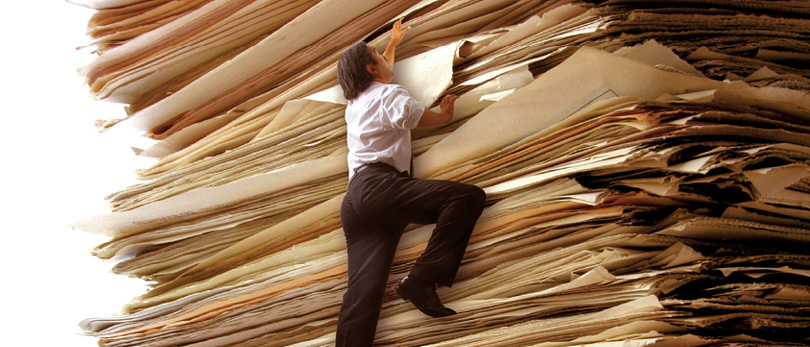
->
[365, 63, 378, 76]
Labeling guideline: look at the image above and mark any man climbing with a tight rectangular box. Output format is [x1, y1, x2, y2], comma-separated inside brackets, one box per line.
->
[335, 18, 487, 346]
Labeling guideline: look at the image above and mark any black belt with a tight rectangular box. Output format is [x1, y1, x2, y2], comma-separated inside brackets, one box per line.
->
[353, 162, 409, 178]
[354, 164, 372, 176]
[349, 163, 376, 186]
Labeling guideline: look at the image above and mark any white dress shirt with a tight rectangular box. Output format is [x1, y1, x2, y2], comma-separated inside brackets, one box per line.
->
[345, 82, 426, 180]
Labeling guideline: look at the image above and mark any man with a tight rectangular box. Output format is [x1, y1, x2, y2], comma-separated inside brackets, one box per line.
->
[335, 19, 487, 346]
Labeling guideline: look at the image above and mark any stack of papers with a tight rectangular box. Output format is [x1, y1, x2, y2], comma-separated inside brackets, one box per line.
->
[72, 0, 810, 346]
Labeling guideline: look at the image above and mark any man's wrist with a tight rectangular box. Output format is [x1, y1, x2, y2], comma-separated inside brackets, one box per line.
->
[441, 112, 453, 125]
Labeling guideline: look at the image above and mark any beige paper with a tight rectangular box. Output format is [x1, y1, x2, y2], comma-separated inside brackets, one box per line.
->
[72, 155, 346, 236]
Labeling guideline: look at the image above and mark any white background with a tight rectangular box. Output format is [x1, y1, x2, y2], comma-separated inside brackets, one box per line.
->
[2, 1, 155, 345]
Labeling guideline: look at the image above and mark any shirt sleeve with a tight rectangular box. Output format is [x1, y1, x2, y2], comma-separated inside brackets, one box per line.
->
[379, 85, 426, 130]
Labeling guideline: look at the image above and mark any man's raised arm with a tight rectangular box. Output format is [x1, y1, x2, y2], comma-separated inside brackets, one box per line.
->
[382, 18, 410, 66]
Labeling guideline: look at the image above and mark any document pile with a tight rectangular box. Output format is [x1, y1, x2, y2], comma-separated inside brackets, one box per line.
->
[72, 0, 810, 346]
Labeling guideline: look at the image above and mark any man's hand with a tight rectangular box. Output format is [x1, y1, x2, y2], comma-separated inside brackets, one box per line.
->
[417, 94, 458, 128]
[439, 94, 458, 118]
[383, 18, 410, 66]
[390, 18, 411, 46]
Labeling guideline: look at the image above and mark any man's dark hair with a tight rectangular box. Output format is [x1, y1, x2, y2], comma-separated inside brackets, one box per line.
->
[338, 41, 377, 100]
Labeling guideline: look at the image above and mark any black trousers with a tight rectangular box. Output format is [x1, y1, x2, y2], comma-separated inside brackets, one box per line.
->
[335, 163, 486, 346]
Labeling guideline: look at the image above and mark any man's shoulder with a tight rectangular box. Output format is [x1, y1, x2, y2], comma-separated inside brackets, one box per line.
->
[355, 82, 382, 99]
[377, 83, 412, 100]
[357, 82, 407, 101]
[380, 82, 407, 92]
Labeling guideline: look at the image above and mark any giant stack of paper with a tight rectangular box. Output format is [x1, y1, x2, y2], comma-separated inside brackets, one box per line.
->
[72, 0, 810, 346]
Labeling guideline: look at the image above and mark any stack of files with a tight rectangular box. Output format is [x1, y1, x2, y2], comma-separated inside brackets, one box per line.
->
[594, 0, 810, 84]
[74, 0, 213, 52]
[77, 0, 325, 119]
[71, 0, 810, 346]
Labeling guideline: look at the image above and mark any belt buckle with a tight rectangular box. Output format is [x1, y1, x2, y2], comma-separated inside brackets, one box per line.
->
[355, 164, 370, 175]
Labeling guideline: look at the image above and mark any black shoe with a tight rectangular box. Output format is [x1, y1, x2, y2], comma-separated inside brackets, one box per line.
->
[394, 276, 456, 317]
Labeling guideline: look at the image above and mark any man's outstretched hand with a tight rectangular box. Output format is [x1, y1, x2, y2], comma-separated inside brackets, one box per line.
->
[384, 18, 411, 66]
[417, 94, 458, 129]
[439, 94, 459, 119]
[391, 18, 411, 45]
